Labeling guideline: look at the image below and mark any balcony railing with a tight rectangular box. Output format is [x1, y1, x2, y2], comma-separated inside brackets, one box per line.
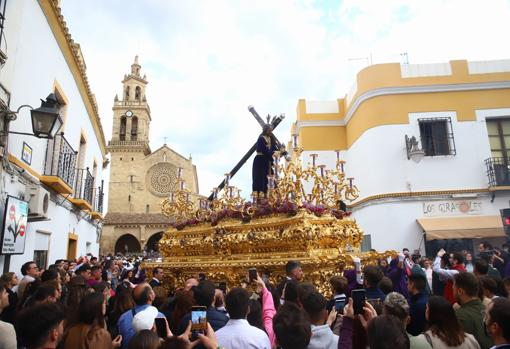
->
[92, 181, 104, 213]
[485, 157, 510, 187]
[75, 168, 94, 204]
[44, 133, 77, 189]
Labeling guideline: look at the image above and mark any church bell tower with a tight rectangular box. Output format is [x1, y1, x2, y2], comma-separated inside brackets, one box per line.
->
[110, 55, 151, 155]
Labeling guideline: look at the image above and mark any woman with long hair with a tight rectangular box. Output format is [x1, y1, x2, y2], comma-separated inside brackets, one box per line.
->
[108, 281, 135, 336]
[63, 292, 122, 348]
[171, 289, 194, 333]
[0, 272, 18, 324]
[65, 278, 90, 328]
[120, 269, 135, 288]
[417, 296, 480, 349]
[247, 298, 266, 333]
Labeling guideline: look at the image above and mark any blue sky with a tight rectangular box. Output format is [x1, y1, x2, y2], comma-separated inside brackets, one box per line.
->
[61, 0, 510, 199]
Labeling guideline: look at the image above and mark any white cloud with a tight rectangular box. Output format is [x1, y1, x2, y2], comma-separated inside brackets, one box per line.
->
[61, 0, 510, 202]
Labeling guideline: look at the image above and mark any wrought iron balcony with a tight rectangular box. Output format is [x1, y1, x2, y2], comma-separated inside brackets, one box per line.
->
[90, 181, 104, 219]
[42, 133, 77, 194]
[71, 168, 94, 210]
[485, 157, 510, 188]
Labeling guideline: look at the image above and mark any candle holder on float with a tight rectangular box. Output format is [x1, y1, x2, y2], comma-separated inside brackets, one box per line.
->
[161, 168, 196, 226]
[163, 136, 360, 228]
[153, 134, 395, 298]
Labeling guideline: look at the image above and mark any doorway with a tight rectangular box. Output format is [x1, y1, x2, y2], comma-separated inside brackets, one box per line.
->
[115, 234, 141, 254]
[67, 234, 78, 260]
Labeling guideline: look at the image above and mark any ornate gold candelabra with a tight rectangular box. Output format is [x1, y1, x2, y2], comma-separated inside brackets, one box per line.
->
[161, 168, 196, 223]
[151, 135, 395, 297]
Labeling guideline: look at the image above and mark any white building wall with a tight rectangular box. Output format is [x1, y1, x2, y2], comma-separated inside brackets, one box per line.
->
[298, 108, 510, 253]
[0, 0, 104, 273]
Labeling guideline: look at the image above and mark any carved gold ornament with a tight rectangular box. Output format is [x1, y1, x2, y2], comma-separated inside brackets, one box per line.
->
[149, 147, 391, 297]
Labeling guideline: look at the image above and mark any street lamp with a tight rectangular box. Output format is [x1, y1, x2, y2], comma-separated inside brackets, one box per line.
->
[1, 93, 63, 139]
[405, 135, 425, 163]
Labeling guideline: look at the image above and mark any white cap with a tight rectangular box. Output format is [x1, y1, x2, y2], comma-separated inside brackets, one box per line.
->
[132, 306, 158, 332]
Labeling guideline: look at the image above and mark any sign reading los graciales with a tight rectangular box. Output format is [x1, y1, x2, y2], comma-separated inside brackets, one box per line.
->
[422, 200, 482, 217]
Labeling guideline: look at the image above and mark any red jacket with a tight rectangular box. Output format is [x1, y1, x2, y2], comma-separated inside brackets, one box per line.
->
[444, 264, 466, 304]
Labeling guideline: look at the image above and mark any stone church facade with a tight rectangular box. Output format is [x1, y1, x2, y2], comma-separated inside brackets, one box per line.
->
[101, 57, 199, 254]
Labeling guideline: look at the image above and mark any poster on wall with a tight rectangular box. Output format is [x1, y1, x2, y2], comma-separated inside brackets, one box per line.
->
[21, 142, 32, 165]
[1, 196, 29, 255]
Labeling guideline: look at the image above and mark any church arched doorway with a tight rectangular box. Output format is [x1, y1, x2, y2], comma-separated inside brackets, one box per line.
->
[115, 234, 141, 254]
[145, 232, 163, 252]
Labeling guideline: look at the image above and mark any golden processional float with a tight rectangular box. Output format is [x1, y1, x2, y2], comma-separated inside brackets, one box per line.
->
[146, 135, 395, 296]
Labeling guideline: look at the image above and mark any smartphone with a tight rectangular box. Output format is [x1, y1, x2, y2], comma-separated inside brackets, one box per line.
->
[352, 289, 366, 315]
[154, 317, 167, 338]
[249, 268, 257, 282]
[191, 306, 207, 338]
[334, 298, 346, 312]
[218, 281, 227, 293]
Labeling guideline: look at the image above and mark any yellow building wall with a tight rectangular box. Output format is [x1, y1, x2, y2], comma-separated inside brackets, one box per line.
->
[299, 126, 346, 151]
[345, 88, 510, 148]
[349, 60, 510, 107]
[295, 59, 510, 152]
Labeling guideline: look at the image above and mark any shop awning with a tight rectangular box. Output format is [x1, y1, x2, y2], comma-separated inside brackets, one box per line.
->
[416, 215, 506, 241]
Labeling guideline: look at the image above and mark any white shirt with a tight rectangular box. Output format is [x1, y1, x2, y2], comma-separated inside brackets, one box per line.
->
[433, 256, 459, 281]
[216, 319, 271, 349]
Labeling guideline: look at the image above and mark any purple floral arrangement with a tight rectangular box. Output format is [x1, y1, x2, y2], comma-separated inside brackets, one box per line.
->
[171, 200, 351, 230]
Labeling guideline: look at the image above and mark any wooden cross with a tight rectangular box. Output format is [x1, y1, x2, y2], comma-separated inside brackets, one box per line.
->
[207, 105, 285, 200]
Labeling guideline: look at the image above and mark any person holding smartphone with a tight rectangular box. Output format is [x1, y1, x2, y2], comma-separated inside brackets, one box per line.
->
[252, 273, 277, 347]
[216, 287, 271, 349]
[175, 280, 229, 340]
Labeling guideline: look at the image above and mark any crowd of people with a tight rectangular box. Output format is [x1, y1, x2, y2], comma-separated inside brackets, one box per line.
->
[0, 241, 510, 349]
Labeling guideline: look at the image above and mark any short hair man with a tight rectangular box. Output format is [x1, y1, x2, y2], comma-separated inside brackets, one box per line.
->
[76, 263, 92, 280]
[363, 265, 385, 301]
[216, 287, 271, 349]
[406, 273, 428, 336]
[474, 258, 490, 276]
[453, 272, 492, 349]
[327, 276, 347, 312]
[286, 260, 303, 281]
[383, 292, 432, 349]
[90, 256, 98, 266]
[149, 267, 164, 288]
[479, 241, 493, 254]
[484, 297, 510, 348]
[117, 283, 165, 349]
[433, 249, 466, 304]
[15, 302, 65, 349]
[17, 261, 39, 297]
[301, 292, 338, 349]
[176, 280, 228, 337]
[277, 260, 304, 300]
[87, 266, 102, 287]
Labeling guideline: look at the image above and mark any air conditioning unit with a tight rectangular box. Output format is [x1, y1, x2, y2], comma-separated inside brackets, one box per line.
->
[25, 185, 50, 219]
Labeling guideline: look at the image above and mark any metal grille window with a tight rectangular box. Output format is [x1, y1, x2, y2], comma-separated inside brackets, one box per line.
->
[418, 117, 456, 156]
[486, 118, 510, 159]
[484, 118, 510, 187]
